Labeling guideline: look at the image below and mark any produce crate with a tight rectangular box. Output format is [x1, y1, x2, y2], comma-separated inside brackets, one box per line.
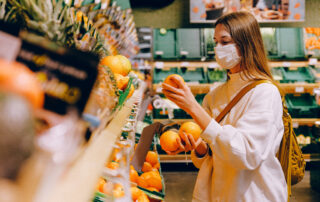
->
[153, 29, 177, 59]
[276, 28, 305, 59]
[261, 28, 279, 59]
[179, 67, 207, 83]
[271, 67, 284, 81]
[285, 94, 319, 118]
[153, 67, 179, 84]
[279, 67, 316, 83]
[207, 68, 227, 83]
[294, 126, 312, 146]
[176, 28, 202, 59]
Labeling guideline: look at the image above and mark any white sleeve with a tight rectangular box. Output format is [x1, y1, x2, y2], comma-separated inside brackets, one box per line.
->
[200, 84, 283, 170]
[191, 150, 210, 169]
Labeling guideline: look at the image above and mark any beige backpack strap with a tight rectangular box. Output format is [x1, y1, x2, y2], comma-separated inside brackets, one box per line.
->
[215, 80, 273, 123]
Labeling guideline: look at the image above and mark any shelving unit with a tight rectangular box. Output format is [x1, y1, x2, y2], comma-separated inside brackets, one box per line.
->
[153, 83, 320, 95]
[46, 83, 147, 202]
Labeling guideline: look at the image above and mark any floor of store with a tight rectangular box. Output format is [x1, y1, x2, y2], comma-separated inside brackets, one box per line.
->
[162, 170, 320, 202]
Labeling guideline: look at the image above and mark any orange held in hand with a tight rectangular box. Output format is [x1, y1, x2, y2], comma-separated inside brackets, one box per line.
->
[160, 130, 181, 152]
[100, 55, 132, 76]
[163, 74, 185, 88]
[179, 122, 202, 142]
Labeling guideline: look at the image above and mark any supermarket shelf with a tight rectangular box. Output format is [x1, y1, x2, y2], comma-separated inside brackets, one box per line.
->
[47, 83, 146, 202]
[292, 118, 320, 126]
[159, 154, 192, 163]
[153, 82, 320, 95]
[154, 119, 320, 126]
[152, 61, 316, 69]
[159, 153, 320, 163]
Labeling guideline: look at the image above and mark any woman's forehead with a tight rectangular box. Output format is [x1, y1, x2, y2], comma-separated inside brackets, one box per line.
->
[214, 24, 231, 38]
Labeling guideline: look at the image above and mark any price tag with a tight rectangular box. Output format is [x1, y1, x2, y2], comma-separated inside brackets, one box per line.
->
[208, 63, 219, 69]
[143, 35, 151, 40]
[282, 62, 291, 68]
[155, 51, 163, 56]
[155, 62, 164, 69]
[295, 86, 305, 93]
[0, 31, 22, 61]
[309, 58, 318, 66]
[292, 122, 299, 128]
[181, 62, 190, 67]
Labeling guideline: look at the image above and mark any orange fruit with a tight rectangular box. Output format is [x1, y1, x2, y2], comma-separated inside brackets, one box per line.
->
[0, 59, 44, 109]
[100, 55, 131, 76]
[140, 171, 162, 191]
[179, 122, 202, 142]
[96, 178, 106, 192]
[127, 84, 134, 99]
[106, 162, 119, 170]
[137, 192, 150, 202]
[163, 74, 184, 88]
[113, 183, 125, 198]
[153, 162, 160, 170]
[142, 161, 153, 173]
[145, 151, 158, 166]
[137, 176, 149, 189]
[131, 186, 143, 201]
[114, 73, 129, 90]
[160, 130, 180, 152]
[130, 166, 139, 184]
[146, 187, 159, 192]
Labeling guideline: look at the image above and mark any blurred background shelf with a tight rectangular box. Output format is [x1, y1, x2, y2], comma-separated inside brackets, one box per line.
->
[153, 83, 320, 95]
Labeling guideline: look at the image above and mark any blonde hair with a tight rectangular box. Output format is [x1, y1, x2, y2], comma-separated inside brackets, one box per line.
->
[215, 11, 274, 82]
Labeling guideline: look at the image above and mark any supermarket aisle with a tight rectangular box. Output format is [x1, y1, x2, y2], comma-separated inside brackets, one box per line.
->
[162, 171, 320, 202]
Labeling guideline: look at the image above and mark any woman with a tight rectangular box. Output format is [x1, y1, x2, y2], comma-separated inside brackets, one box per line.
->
[162, 11, 287, 202]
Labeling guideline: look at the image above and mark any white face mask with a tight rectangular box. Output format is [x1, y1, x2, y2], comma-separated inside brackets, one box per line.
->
[214, 43, 241, 70]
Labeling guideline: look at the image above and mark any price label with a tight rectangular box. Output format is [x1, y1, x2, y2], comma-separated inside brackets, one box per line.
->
[309, 58, 318, 66]
[143, 35, 152, 40]
[0, 31, 22, 61]
[181, 62, 190, 67]
[295, 86, 305, 93]
[155, 62, 164, 69]
[292, 122, 299, 128]
[282, 62, 291, 67]
[155, 51, 164, 56]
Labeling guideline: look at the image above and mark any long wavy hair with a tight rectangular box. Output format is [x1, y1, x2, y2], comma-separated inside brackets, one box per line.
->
[215, 11, 275, 82]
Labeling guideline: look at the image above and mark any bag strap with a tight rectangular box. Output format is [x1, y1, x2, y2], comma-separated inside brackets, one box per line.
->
[215, 80, 273, 123]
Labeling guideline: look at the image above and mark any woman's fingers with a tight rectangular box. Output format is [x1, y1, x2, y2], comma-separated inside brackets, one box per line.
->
[176, 137, 185, 151]
[181, 132, 192, 152]
[188, 133, 197, 150]
[162, 83, 184, 96]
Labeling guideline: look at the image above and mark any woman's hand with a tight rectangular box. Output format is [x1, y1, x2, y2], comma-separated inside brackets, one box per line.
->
[162, 77, 199, 116]
[165, 132, 208, 157]
[161, 76, 212, 131]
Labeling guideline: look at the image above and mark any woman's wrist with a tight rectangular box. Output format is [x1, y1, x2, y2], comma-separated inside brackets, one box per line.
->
[195, 141, 208, 157]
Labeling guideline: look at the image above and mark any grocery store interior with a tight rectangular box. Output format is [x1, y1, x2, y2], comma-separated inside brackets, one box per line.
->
[1, 0, 320, 202]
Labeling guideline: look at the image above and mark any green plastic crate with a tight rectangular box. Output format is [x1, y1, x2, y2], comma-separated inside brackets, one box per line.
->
[279, 67, 315, 83]
[153, 67, 179, 84]
[271, 67, 283, 81]
[276, 28, 305, 59]
[176, 28, 202, 59]
[179, 67, 207, 83]
[261, 28, 279, 59]
[153, 29, 177, 59]
[207, 68, 227, 83]
[285, 94, 319, 118]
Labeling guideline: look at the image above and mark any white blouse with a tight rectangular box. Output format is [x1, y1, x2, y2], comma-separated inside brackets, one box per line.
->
[191, 72, 287, 202]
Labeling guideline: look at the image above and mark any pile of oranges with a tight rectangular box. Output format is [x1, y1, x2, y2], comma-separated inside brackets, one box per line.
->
[97, 149, 163, 201]
[100, 55, 134, 98]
